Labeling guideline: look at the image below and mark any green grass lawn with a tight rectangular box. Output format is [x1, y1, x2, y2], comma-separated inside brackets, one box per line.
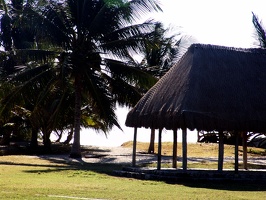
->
[0, 153, 266, 199]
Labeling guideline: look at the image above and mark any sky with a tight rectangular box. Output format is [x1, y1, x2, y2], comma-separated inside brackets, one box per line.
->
[154, 0, 266, 48]
[72, 0, 266, 147]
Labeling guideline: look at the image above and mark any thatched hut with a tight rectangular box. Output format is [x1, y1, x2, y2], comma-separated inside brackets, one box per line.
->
[125, 43, 266, 172]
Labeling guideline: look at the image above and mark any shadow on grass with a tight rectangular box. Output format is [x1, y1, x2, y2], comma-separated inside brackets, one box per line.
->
[0, 144, 125, 175]
[179, 180, 266, 191]
[0, 144, 127, 175]
[1, 143, 266, 192]
[2, 156, 266, 192]
[34, 155, 266, 192]
[0, 157, 127, 175]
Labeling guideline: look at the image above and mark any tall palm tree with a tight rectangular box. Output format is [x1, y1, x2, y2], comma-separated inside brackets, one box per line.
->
[0, 0, 110, 149]
[130, 22, 181, 153]
[0, 0, 39, 146]
[140, 22, 181, 77]
[252, 12, 266, 48]
[0, 1, 79, 150]
[9, 0, 162, 157]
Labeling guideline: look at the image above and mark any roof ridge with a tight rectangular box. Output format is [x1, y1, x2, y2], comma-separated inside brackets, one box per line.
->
[191, 43, 266, 53]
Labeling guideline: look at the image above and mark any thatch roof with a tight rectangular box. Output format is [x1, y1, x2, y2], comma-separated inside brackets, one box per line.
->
[126, 44, 266, 132]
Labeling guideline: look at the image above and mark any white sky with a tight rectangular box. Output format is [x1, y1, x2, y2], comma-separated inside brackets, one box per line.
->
[79, 0, 266, 146]
[153, 0, 266, 48]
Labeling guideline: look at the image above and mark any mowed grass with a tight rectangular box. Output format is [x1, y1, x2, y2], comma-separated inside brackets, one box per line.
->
[0, 144, 265, 199]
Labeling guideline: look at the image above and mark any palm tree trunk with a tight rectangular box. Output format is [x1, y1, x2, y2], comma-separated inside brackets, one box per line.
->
[55, 130, 63, 142]
[64, 127, 74, 144]
[30, 127, 38, 149]
[148, 128, 155, 154]
[70, 75, 82, 158]
[43, 135, 51, 152]
[42, 127, 51, 153]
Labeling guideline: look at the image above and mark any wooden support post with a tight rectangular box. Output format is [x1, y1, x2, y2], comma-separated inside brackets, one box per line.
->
[132, 127, 137, 167]
[242, 132, 248, 170]
[235, 132, 239, 174]
[182, 128, 187, 171]
[157, 129, 162, 170]
[218, 131, 224, 172]
[172, 130, 177, 168]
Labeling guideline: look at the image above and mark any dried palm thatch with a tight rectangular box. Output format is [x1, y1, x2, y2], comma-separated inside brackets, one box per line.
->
[126, 44, 266, 132]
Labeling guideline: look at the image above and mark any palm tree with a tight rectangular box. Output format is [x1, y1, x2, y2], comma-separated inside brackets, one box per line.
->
[252, 12, 266, 48]
[0, 0, 37, 146]
[6, 0, 162, 157]
[0, 0, 119, 151]
[130, 22, 181, 153]
[140, 22, 181, 77]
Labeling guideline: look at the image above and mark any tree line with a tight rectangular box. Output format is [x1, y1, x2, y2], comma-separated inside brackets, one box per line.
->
[1, 1, 264, 157]
[0, 0, 181, 157]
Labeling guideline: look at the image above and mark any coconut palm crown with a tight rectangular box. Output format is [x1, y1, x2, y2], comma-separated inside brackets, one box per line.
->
[9, 0, 162, 157]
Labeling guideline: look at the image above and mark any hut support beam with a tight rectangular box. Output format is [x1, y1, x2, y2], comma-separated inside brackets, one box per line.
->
[218, 131, 224, 172]
[242, 132, 248, 170]
[182, 129, 187, 171]
[132, 127, 137, 167]
[157, 129, 162, 170]
[235, 132, 239, 174]
[172, 130, 177, 168]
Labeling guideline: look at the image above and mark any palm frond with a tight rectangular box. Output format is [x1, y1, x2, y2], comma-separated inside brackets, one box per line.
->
[252, 12, 266, 48]
[118, 0, 162, 23]
[100, 21, 155, 58]
[1, 64, 54, 113]
[103, 73, 142, 107]
[105, 58, 157, 90]
[83, 69, 121, 130]
[15, 49, 58, 64]
[23, 3, 72, 49]
[0, 13, 12, 50]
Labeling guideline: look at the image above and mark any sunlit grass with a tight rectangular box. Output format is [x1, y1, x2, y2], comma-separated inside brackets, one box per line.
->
[122, 141, 266, 158]
[0, 155, 265, 200]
